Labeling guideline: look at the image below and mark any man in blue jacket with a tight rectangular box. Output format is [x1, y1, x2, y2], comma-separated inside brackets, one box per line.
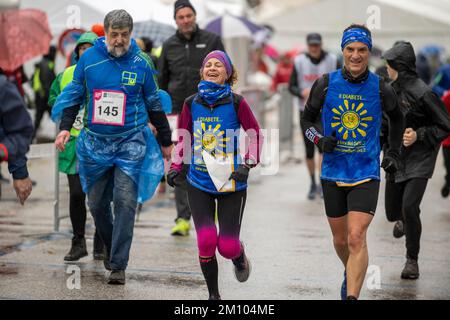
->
[0, 72, 33, 204]
[432, 63, 450, 97]
[53, 10, 173, 285]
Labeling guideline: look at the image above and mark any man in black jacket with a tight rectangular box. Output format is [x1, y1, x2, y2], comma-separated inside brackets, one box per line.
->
[158, 0, 225, 236]
[32, 45, 57, 139]
[383, 42, 450, 280]
[0, 73, 34, 205]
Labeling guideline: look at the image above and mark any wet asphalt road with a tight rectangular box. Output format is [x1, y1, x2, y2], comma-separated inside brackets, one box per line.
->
[1, 111, 450, 300]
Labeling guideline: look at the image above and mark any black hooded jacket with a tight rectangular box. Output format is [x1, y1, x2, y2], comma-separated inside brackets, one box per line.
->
[157, 26, 225, 114]
[383, 42, 450, 182]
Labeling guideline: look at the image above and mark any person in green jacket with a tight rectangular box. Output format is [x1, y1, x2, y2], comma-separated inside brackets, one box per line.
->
[49, 31, 105, 261]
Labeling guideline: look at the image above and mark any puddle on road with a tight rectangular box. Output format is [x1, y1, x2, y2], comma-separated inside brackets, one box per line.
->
[368, 290, 419, 300]
[0, 245, 22, 255]
[134, 224, 160, 229]
[287, 284, 330, 297]
[0, 266, 19, 276]
[126, 273, 204, 288]
[0, 233, 69, 256]
[0, 221, 23, 226]
[0, 228, 22, 234]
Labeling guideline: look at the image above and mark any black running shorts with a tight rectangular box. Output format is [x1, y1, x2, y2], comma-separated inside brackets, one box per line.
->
[321, 179, 380, 218]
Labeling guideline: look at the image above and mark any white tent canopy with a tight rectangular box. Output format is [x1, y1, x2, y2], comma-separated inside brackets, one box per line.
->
[256, 0, 450, 54]
[20, 0, 105, 39]
[76, 0, 246, 26]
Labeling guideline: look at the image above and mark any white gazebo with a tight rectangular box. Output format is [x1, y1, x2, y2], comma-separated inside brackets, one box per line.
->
[254, 0, 450, 54]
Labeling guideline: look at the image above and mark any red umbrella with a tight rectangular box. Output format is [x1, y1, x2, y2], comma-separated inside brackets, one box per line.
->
[0, 9, 52, 71]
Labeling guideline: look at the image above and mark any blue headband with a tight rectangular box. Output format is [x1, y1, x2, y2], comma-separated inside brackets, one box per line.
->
[341, 28, 372, 51]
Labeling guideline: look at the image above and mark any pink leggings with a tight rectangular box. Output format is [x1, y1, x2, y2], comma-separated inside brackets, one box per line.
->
[187, 183, 247, 259]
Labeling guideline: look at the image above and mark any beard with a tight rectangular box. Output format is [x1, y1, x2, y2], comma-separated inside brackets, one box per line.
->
[107, 43, 130, 58]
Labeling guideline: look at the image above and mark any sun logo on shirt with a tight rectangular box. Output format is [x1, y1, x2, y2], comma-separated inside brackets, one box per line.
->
[331, 100, 373, 140]
[194, 122, 229, 156]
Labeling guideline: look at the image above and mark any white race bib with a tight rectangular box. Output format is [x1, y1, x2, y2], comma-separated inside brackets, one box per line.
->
[92, 90, 126, 126]
[72, 108, 85, 131]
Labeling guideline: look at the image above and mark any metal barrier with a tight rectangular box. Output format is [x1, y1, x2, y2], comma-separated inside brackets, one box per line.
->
[277, 84, 294, 152]
[240, 87, 266, 128]
[26, 128, 67, 232]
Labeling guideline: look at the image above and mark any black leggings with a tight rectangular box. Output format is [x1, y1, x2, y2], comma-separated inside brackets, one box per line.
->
[67, 174, 103, 251]
[67, 174, 87, 239]
[443, 146, 450, 186]
[186, 183, 246, 259]
[33, 94, 51, 138]
[385, 178, 428, 260]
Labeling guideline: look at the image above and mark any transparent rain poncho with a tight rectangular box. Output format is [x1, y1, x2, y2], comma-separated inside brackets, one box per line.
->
[52, 89, 172, 203]
[76, 126, 164, 203]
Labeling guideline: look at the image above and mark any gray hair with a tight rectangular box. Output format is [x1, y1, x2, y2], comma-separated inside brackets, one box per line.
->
[104, 9, 133, 32]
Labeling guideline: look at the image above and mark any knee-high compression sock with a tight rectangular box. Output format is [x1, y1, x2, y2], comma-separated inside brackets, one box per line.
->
[199, 256, 220, 299]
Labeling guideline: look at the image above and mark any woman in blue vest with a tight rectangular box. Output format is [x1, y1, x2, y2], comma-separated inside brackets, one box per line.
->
[301, 24, 404, 299]
[167, 50, 262, 300]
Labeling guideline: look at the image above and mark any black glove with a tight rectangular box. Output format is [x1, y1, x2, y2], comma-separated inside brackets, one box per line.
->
[381, 150, 400, 174]
[317, 131, 338, 153]
[167, 164, 189, 188]
[229, 164, 250, 183]
[166, 170, 179, 188]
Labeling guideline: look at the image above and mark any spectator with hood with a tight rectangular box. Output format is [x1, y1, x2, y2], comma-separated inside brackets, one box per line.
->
[383, 42, 450, 280]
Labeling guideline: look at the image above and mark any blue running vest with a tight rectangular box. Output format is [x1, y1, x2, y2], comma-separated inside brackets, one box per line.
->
[187, 95, 247, 194]
[321, 70, 382, 183]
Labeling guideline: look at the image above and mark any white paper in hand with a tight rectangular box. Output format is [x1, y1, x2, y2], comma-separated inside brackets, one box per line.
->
[202, 150, 234, 192]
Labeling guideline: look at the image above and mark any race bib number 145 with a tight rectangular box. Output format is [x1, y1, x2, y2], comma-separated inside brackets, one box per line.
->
[92, 90, 126, 126]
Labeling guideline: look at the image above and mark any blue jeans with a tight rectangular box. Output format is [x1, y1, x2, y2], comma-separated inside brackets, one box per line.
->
[87, 167, 137, 270]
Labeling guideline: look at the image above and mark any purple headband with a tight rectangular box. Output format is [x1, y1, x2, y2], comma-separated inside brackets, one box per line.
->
[202, 50, 233, 78]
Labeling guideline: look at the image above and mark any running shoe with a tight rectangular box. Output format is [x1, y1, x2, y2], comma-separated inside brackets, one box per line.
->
[340, 270, 347, 300]
[317, 184, 324, 199]
[307, 184, 316, 200]
[171, 218, 191, 236]
[93, 244, 106, 261]
[393, 220, 405, 238]
[232, 242, 251, 282]
[441, 183, 449, 198]
[108, 270, 126, 285]
[64, 237, 88, 261]
[401, 258, 419, 279]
